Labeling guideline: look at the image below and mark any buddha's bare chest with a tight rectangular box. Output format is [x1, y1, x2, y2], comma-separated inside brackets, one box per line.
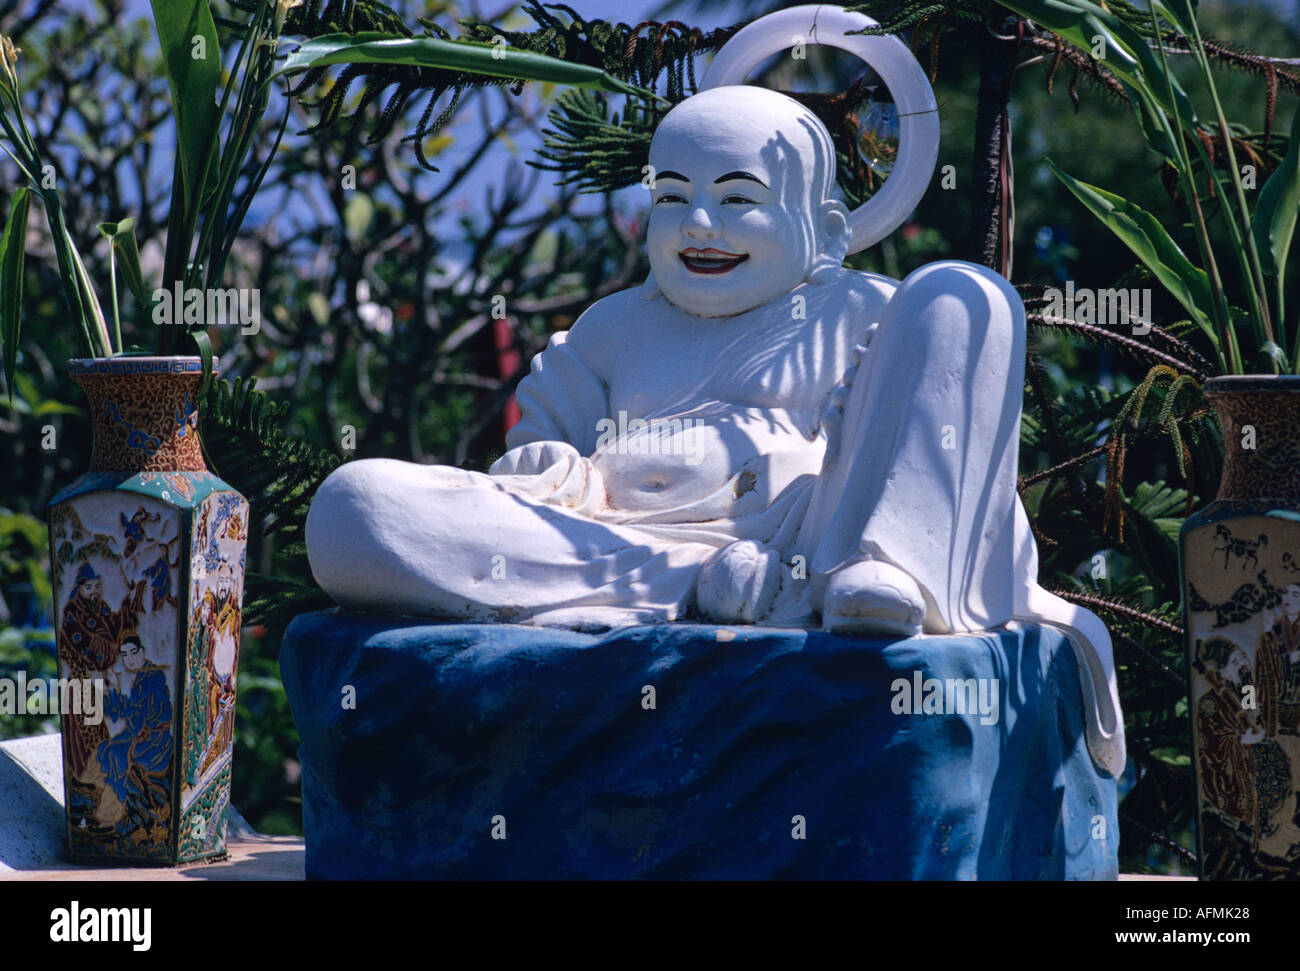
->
[600, 317, 847, 420]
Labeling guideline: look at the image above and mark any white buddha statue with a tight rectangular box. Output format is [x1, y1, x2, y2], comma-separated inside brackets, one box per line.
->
[305, 85, 1124, 776]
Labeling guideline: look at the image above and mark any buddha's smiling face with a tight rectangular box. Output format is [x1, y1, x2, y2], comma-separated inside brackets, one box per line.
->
[646, 86, 847, 317]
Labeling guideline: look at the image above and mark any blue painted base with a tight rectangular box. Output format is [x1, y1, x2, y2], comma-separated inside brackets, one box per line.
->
[280, 614, 1118, 880]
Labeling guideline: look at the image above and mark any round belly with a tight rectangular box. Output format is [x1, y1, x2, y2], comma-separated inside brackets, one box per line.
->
[590, 413, 811, 513]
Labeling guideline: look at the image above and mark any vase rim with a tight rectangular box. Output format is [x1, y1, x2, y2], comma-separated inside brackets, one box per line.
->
[67, 355, 219, 375]
[1203, 374, 1300, 392]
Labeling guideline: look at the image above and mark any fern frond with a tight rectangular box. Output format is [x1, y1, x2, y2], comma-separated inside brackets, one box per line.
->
[201, 377, 344, 631]
[1046, 585, 1184, 636]
[1102, 366, 1222, 540]
[1026, 313, 1208, 379]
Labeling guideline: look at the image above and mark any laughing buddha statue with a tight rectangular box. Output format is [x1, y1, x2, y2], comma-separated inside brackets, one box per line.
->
[305, 85, 1125, 776]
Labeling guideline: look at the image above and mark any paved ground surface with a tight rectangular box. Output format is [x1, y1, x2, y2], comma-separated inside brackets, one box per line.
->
[1, 733, 304, 880]
[0, 836, 305, 881]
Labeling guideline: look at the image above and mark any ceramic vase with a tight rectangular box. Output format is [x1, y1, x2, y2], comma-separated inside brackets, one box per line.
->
[48, 356, 248, 864]
[1182, 375, 1300, 879]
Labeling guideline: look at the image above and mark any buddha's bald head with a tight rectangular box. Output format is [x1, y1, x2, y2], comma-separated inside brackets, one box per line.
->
[645, 86, 850, 317]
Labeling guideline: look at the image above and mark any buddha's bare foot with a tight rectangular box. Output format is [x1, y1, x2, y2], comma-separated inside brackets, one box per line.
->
[696, 540, 781, 624]
[821, 559, 925, 636]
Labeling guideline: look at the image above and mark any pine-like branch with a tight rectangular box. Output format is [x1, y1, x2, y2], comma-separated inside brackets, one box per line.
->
[1046, 585, 1184, 637]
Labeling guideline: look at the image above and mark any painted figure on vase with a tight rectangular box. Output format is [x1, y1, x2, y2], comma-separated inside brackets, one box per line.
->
[85, 635, 173, 827]
[1259, 583, 1300, 737]
[198, 567, 239, 776]
[59, 564, 146, 782]
[1194, 636, 1292, 872]
[1196, 640, 1267, 826]
[305, 84, 1124, 777]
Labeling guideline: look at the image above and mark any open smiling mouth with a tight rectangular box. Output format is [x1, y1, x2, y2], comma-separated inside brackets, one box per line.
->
[679, 247, 749, 275]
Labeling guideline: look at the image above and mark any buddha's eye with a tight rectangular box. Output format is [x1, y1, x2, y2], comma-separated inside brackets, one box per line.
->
[721, 194, 758, 205]
[654, 192, 687, 206]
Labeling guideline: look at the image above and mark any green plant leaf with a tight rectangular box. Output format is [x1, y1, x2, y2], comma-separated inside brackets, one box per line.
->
[1046, 159, 1216, 340]
[190, 328, 214, 396]
[1148, 0, 1199, 39]
[1260, 340, 1288, 369]
[1251, 101, 1300, 294]
[0, 186, 32, 400]
[150, 0, 220, 213]
[65, 226, 113, 355]
[1118, 79, 1179, 164]
[97, 217, 151, 309]
[274, 33, 659, 101]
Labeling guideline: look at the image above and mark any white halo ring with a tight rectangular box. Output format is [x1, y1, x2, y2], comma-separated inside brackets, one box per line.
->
[699, 4, 939, 254]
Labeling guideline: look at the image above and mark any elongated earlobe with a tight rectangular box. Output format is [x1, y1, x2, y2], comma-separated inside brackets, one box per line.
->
[806, 257, 843, 285]
[640, 269, 661, 301]
[808, 200, 851, 284]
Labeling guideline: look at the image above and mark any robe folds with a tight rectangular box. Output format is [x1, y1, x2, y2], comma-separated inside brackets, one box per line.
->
[97, 663, 173, 803]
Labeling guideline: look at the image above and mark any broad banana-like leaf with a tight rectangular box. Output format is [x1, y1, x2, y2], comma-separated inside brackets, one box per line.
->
[274, 33, 658, 102]
[150, 0, 220, 213]
[1251, 101, 1300, 303]
[1046, 159, 1216, 343]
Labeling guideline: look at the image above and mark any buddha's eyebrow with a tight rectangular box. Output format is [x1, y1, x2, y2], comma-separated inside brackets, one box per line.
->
[656, 170, 690, 182]
[713, 171, 768, 187]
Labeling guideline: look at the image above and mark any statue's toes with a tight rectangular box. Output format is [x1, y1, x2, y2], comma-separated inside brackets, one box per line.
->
[821, 558, 925, 636]
[696, 540, 781, 624]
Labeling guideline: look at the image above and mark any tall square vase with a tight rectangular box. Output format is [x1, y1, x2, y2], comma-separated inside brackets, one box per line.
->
[49, 357, 247, 864]
[1182, 375, 1300, 879]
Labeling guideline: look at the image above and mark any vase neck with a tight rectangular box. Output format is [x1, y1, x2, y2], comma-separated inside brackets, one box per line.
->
[1207, 382, 1300, 501]
[70, 359, 209, 475]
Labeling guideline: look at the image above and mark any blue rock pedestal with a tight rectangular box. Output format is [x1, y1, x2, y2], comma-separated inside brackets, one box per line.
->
[280, 613, 1118, 880]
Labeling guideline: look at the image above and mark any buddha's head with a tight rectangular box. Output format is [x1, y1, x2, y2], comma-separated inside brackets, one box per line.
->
[643, 85, 851, 317]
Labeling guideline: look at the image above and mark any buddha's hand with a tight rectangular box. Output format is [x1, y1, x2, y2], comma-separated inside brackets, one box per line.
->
[820, 329, 875, 472]
[490, 440, 606, 515]
[490, 440, 581, 478]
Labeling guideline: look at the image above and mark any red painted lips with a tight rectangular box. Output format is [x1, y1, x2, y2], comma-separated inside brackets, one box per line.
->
[679, 247, 749, 274]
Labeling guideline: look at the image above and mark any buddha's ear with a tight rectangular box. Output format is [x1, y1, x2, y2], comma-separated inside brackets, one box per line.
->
[639, 268, 662, 301]
[807, 198, 851, 284]
[819, 198, 851, 261]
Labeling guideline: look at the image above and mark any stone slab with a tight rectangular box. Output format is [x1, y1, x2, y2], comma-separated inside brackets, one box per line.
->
[0, 733, 67, 871]
[0, 732, 259, 872]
